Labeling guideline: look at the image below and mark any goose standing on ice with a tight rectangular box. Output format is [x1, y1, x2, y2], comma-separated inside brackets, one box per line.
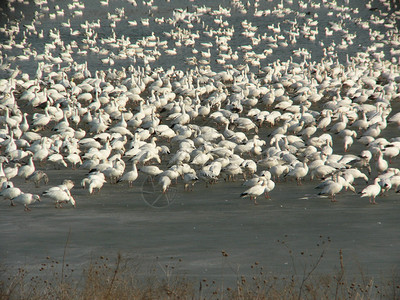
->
[360, 177, 381, 204]
[240, 179, 267, 205]
[11, 193, 41, 211]
[17, 156, 35, 180]
[27, 170, 49, 187]
[139, 165, 163, 180]
[159, 175, 172, 193]
[81, 173, 107, 194]
[375, 149, 388, 174]
[43, 186, 76, 208]
[4, 163, 20, 180]
[0, 181, 22, 203]
[285, 159, 309, 185]
[264, 178, 275, 199]
[317, 110, 332, 131]
[316, 173, 343, 202]
[183, 171, 198, 191]
[117, 161, 138, 187]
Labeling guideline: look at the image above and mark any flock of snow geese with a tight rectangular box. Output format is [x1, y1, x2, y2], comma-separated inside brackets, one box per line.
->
[0, 0, 400, 210]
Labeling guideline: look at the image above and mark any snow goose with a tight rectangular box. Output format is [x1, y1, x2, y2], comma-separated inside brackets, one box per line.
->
[241, 159, 257, 179]
[117, 162, 138, 187]
[317, 110, 332, 131]
[198, 102, 211, 119]
[4, 163, 20, 180]
[31, 107, 51, 130]
[221, 163, 243, 181]
[375, 149, 388, 174]
[155, 124, 176, 141]
[43, 186, 76, 208]
[32, 137, 51, 164]
[352, 111, 369, 132]
[168, 150, 191, 166]
[310, 165, 337, 181]
[1, 107, 19, 129]
[183, 171, 198, 191]
[222, 123, 247, 143]
[382, 143, 400, 163]
[160, 166, 181, 183]
[264, 178, 275, 199]
[343, 168, 369, 184]
[17, 156, 35, 179]
[27, 170, 48, 187]
[169, 102, 190, 126]
[362, 122, 381, 138]
[191, 152, 214, 166]
[198, 161, 222, 186]
[65, 153, 83, 169]
[0, 181, 22, 202]
[7, 149, 32, 162]
[285, 159, 309, 185]
[139, 165, 163, 180]
[3, 133, 17, 155]
[379, 177, 392, 195]
[390, 175, 400, 193]
[330, 112, 348, 133]
[242, 175, 265, 188]
[359, 177, 381, 204]
[388, 112, 400, 126]
[316, 173, 344, 202]
[233, 117, 258, 133]
[102, 158, 125, 183]
[11, 193, 40, 211]
[240, 179, 267, 205]
[270, 163, 289, 182]
[88, 112, 109, 133]
[81, 174, 107, 194]
[351, 150, 372, 174]
[133, 148, 161, 165]
[158, 175, 172, 193]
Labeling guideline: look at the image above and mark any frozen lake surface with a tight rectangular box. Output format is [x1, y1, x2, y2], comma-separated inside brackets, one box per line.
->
[0, 0, 400, 285]
[2, 170, 400, 282]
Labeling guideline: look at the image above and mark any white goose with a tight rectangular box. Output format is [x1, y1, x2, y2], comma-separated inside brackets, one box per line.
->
[102, 158, 125, 184]
[375, 149, 388, 174]
[43, 186, 76, 208]
[240, 179, 267, 205]
[317, 110, 332, 131]
[4, 163, 20, 180]
[139, 165, 163, 179]
[11, 193, 41, 211]
[32, 137, 50, 164]
[117, 162, 138, 187]
[31, 107, 51, 130]
[0, 181, 22, 202]
[285, 159, 309, 185]
[158, 175, 172, 193]
[17, 156, 35, 179]
[183, 171, 199, 191]
[81, 174, 107, 194]
[382, 143, 400, 163]
[360, 177, 381, 204]
[270, 163, 289, 181]
[317, 174, 343, 202]
[264, 178, 275, 199]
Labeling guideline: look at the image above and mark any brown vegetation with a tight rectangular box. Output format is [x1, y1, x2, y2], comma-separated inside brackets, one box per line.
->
[1, 237, 399, 299]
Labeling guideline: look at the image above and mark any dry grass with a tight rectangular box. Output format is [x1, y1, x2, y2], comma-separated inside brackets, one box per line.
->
[1, 237, 399, 300]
